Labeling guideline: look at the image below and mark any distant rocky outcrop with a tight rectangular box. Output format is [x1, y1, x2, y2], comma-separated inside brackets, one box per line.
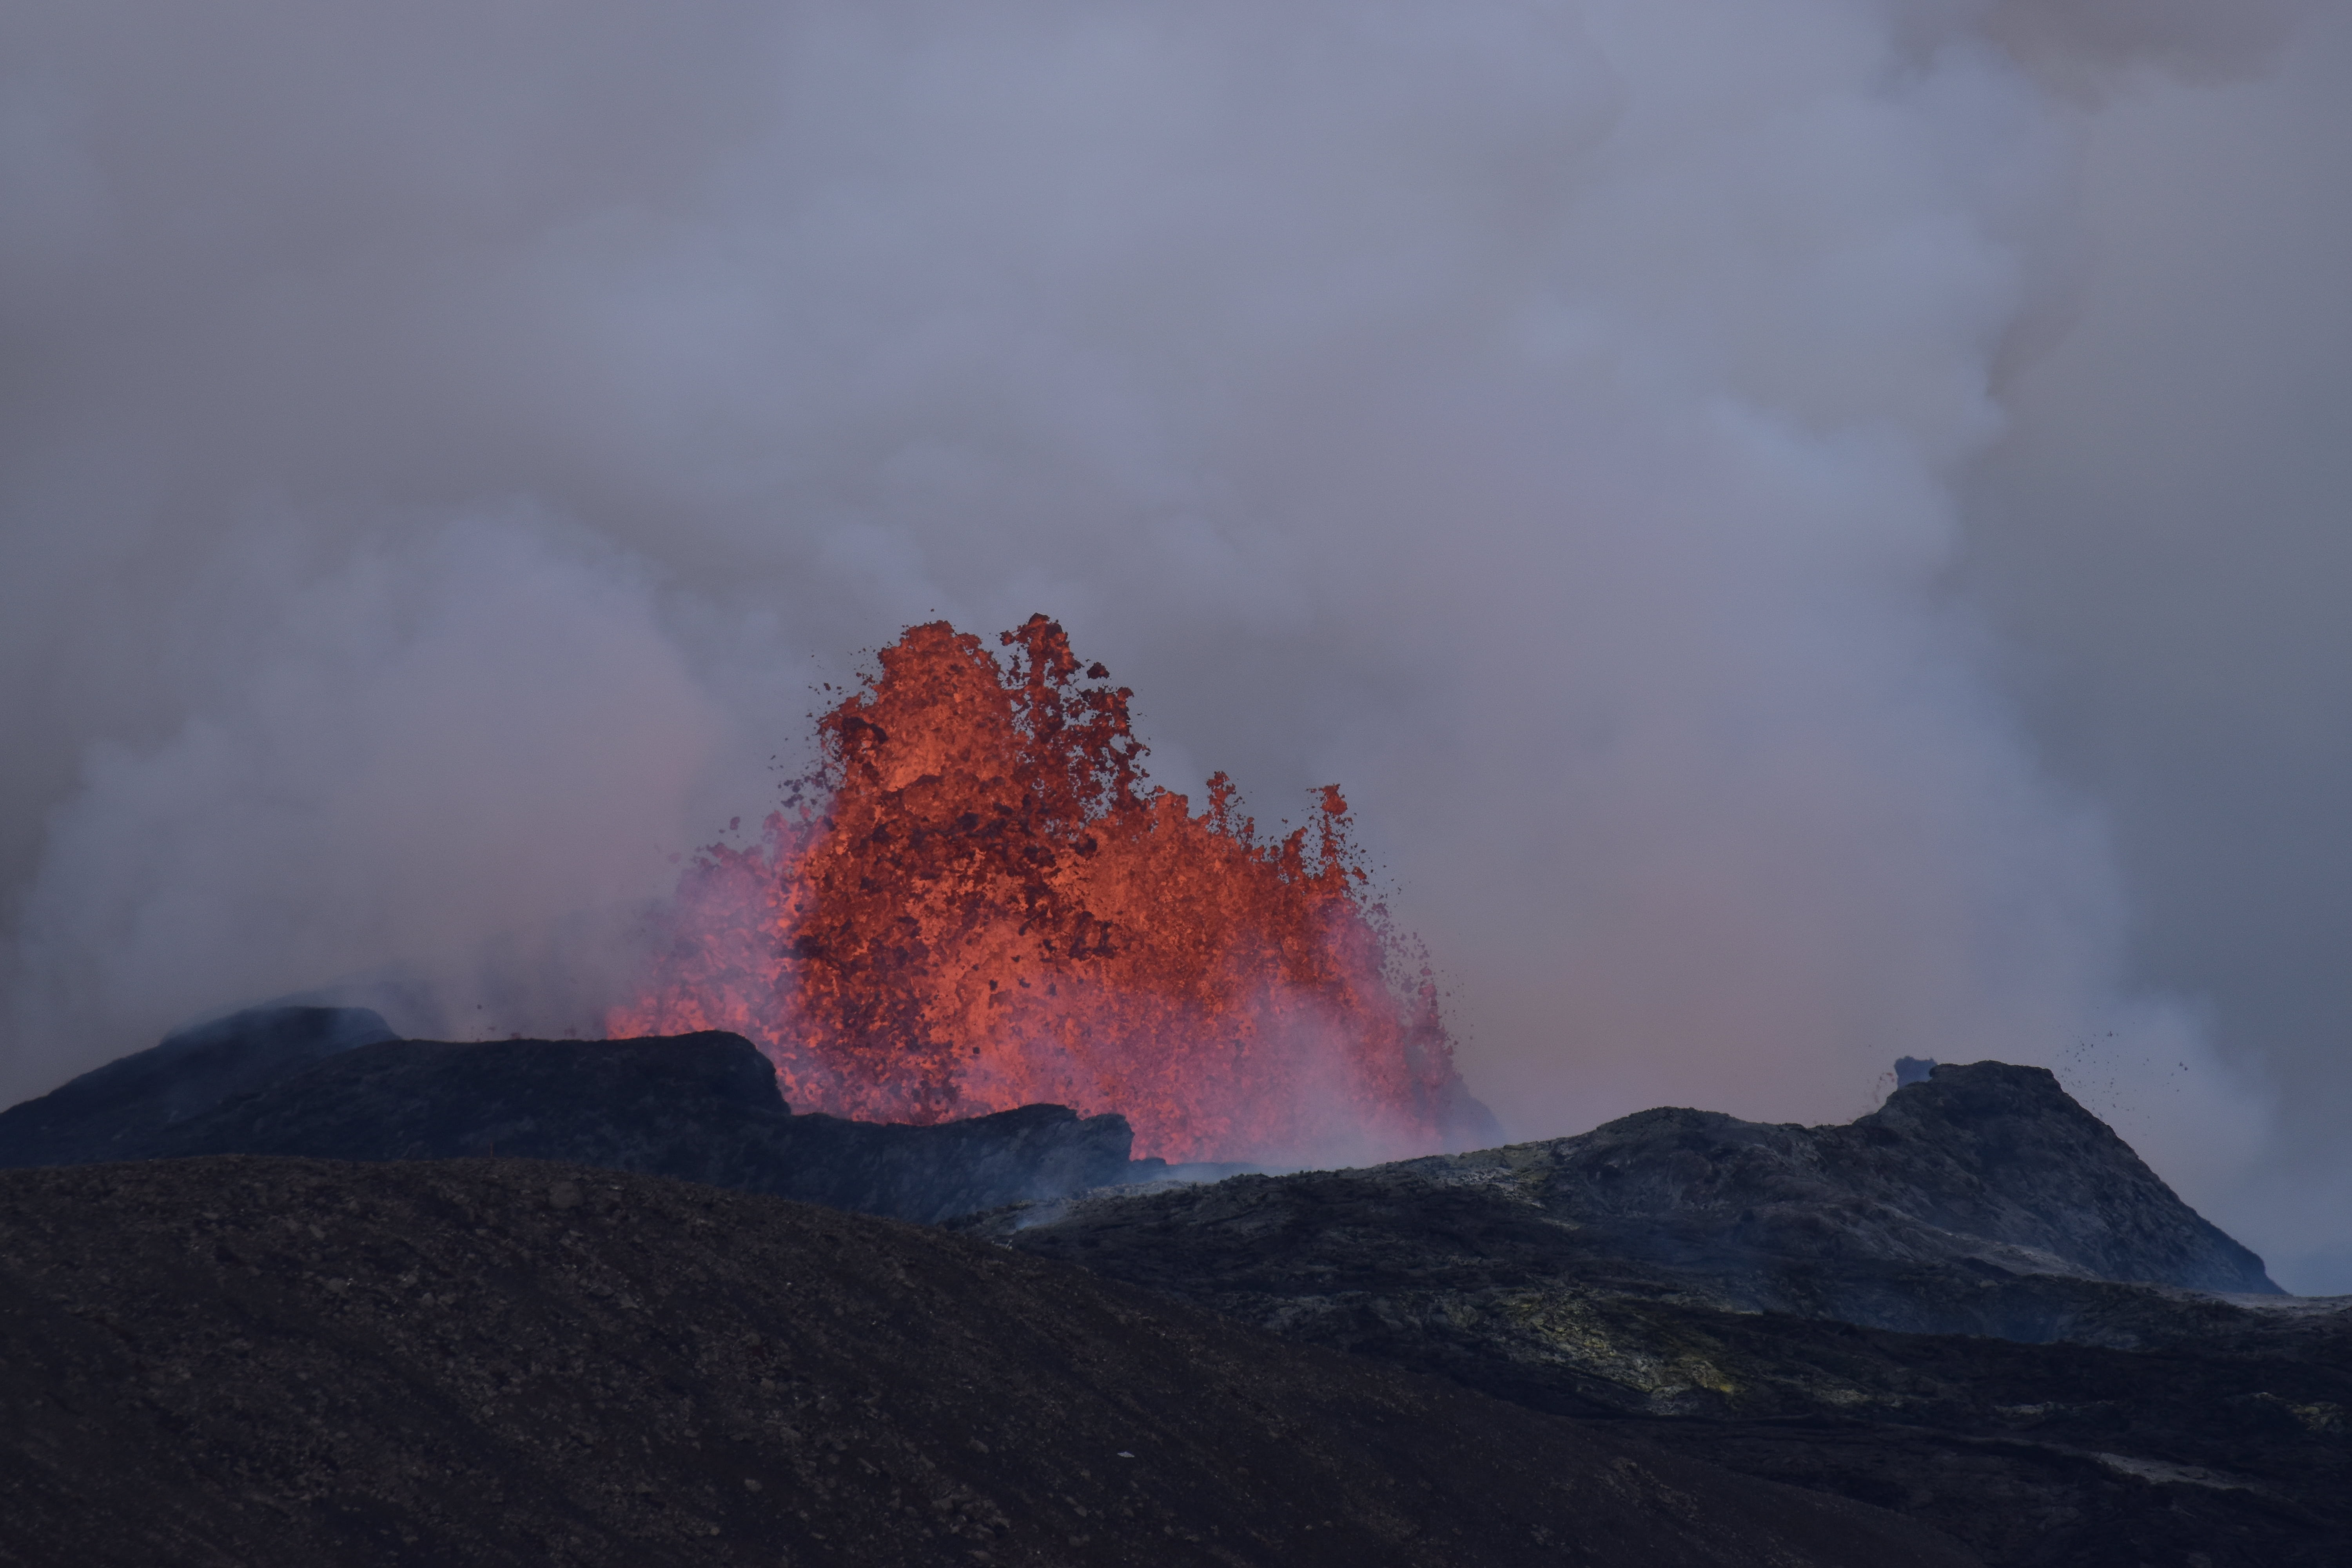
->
[965, 1063, 2346, 1566]
[0, 1011, 1136, 1224]
[1417, 1058, 2278, 1307]
[976, 1061, 2278, 1342]
[1818, 1061, 2274, 1293]
[0, 1006, 395, 1167]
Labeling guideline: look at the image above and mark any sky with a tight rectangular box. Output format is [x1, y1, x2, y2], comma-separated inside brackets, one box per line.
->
[3, 0, 2346, 1289]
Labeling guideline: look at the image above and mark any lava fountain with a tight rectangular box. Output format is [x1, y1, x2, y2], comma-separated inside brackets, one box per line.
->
[612, 616, 1493, 1164]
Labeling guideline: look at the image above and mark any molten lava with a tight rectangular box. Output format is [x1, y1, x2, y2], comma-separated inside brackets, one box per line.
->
[612, 616, 1483, 1164]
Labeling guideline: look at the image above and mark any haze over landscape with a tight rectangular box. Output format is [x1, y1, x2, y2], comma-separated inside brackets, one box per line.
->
[3, 0, 2347, 1289]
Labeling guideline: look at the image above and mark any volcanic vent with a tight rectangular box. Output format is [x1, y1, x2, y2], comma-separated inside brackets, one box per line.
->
[615, 616, 1494, 1165]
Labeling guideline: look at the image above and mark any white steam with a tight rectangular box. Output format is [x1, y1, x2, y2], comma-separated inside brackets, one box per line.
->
[4, 514, 731, 1089]
[0, 2, 2318, 1271]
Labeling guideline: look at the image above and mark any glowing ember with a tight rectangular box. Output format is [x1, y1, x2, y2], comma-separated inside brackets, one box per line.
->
[612, 616, 1487, 1164]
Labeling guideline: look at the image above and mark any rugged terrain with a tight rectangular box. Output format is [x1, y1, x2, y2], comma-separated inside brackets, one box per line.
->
[0, 1009, 1142, 1223]
[0, 1156, 1973, 1568]
[966, 1063, 2351, 1566]
[6, 1020, 2343, 1564]
[0, 1005, 400, 1167]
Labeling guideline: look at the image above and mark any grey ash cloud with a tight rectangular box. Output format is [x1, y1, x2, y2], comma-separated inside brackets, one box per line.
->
[2, 1, 2345, 1285]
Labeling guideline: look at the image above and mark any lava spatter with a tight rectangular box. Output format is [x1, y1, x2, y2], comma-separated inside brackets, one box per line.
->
[613, 616, 1482, 1164]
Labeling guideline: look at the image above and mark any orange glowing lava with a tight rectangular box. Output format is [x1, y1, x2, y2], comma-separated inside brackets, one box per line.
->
[611, 616, 1488, 1164]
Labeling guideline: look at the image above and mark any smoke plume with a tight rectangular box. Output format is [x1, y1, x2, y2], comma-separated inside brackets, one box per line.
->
[2, 2, 2337, 1278]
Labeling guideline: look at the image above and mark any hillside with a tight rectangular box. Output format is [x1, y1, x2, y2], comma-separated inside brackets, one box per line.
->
[0, 1156, 1971, 1568]
[969, 1063, 2349, 1565]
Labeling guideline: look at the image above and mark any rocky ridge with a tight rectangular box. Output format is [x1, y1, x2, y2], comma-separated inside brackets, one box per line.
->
[982, 1061, 2278, 1336]
[0, 1005, 397, 1167]
[6, 1019, 2342, 1564]
[0, 1156, 1976, 1568]
[965, 1063, 2348, 1566]
[0, 1010, 1138, 1224]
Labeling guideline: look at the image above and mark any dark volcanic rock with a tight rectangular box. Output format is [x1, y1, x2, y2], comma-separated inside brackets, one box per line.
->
[1816, 1061, 2274, 1293]
[967, 1062, 2347, 1565]
[0, 1005, 394, 1167]
[1439, 1059, 2275, 1304]
[2, 1022, 1135, 1224]
[167, 1033, 1130, 1224]
[0, 1157, 1978, 1568]
[982, 1061, 2279, 1342]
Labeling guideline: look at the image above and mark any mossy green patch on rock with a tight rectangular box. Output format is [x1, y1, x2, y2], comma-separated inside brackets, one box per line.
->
[0, 1156, 1981, 1568]
[971, 1066, 2350, 1567]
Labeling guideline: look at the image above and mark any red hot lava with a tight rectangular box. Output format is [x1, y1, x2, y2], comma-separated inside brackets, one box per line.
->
[612, 617, 1487, 1165]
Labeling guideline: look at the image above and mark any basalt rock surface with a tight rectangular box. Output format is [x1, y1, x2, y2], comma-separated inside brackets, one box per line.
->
[0, 1013, 1135, 1224]
[0, 1156, 1978, 1568]
[966, 1063, 2348, 1566]
[11, 1025, 2339, 1563]
[0, 1005, 396, 1167]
